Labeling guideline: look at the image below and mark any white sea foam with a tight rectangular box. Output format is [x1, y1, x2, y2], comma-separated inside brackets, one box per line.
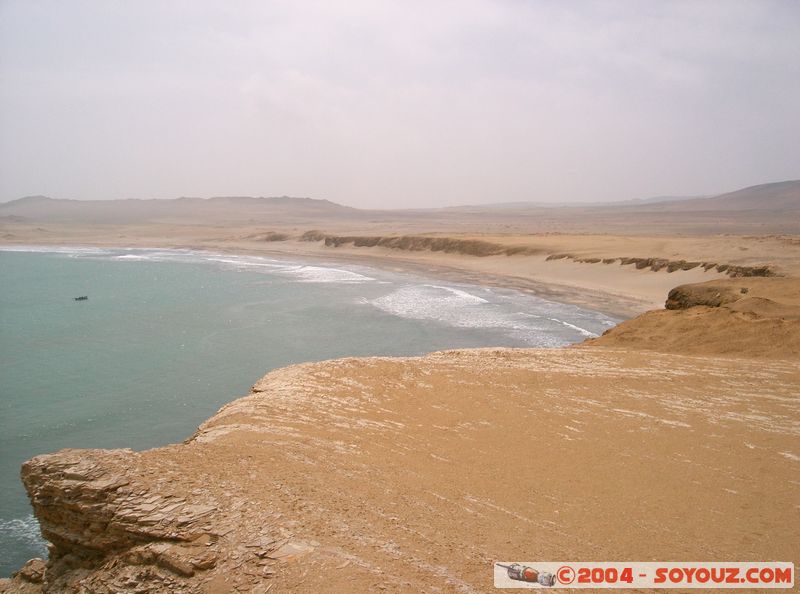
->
[0, 245, 110, 256]
[370, 285, 554, 345]
[115, 254, 151, 260]
[367, 283, 614, 346]
[423, 284, 489, 304]
[287, 265, 374, 283]
[204, 256, 289, 270]
[1, 246, 376, 284]
[370, 285, 496, 327]
[0, 515, 47, 556]
[546, 318, 599, 338]
[203, 256, 374, 282]
[198, 254, 375, 282]
[0, 246, 210, 266]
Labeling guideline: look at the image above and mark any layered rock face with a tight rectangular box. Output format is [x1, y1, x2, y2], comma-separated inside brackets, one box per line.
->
[18, 449, 220, 592]
[3, 348, 799, 593]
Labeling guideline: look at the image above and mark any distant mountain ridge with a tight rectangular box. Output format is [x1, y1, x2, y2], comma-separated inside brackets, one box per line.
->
[1, 180, 798, 225]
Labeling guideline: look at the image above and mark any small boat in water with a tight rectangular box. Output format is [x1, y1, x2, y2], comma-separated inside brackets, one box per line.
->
[73, 296, 88, 301]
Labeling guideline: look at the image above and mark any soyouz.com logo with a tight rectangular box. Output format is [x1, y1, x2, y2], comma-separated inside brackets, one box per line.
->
[493, 562, 794, 589]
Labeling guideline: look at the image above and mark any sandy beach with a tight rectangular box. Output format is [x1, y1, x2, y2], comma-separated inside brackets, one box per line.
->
[4, 219, 797, 318]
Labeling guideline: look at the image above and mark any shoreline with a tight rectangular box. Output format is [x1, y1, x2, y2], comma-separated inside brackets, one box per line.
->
[209, 243, 648, 319]
[0, 239, 677, 319]
[6, 223, 795, 320]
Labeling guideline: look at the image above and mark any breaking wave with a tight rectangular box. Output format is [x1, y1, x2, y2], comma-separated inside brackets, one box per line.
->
[0, 515, 47, 560]
[368, 284, 606, 346]
[1, 246, 375, 284]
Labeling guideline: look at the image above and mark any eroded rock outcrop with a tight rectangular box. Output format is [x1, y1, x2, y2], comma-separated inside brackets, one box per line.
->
[586, 277, 800, 357]
[665, 277, 800, 316]
[665, 284, 743, 309]
[13, 449, 226, 592]
[320, 234, 544, 256]
[308, 233, 776, 277]
[546, 253, 775, 277]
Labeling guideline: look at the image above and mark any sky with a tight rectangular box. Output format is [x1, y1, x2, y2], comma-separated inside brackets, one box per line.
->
[0, 1, 798, 208]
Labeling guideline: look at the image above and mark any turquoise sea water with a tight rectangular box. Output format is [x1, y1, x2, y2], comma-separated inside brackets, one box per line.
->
[0, 246, 619, 575]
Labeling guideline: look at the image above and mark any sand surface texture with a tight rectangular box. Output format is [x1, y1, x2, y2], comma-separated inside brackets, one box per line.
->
[5, 347, 799, 593]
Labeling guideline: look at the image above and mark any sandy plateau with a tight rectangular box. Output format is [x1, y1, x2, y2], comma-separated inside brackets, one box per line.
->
[1, 182, 799, 592]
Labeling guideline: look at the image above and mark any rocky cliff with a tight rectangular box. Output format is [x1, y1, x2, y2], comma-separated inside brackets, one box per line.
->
[3, 335, 799, 592]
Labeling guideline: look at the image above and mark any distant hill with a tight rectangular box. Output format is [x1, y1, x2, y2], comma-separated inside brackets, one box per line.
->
[610, 194, 708, 206]
[0, 195, 356, 224]
[400, 181, 800, 213]
[473, 195, 710, 208]
[642, 180, 800, 212]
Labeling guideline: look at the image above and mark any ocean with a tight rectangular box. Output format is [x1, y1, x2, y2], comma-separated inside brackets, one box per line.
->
[0, 246, 619, 576]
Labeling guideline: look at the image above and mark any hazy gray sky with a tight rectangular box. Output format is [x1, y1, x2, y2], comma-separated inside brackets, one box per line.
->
[1, 1, 798, 207]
